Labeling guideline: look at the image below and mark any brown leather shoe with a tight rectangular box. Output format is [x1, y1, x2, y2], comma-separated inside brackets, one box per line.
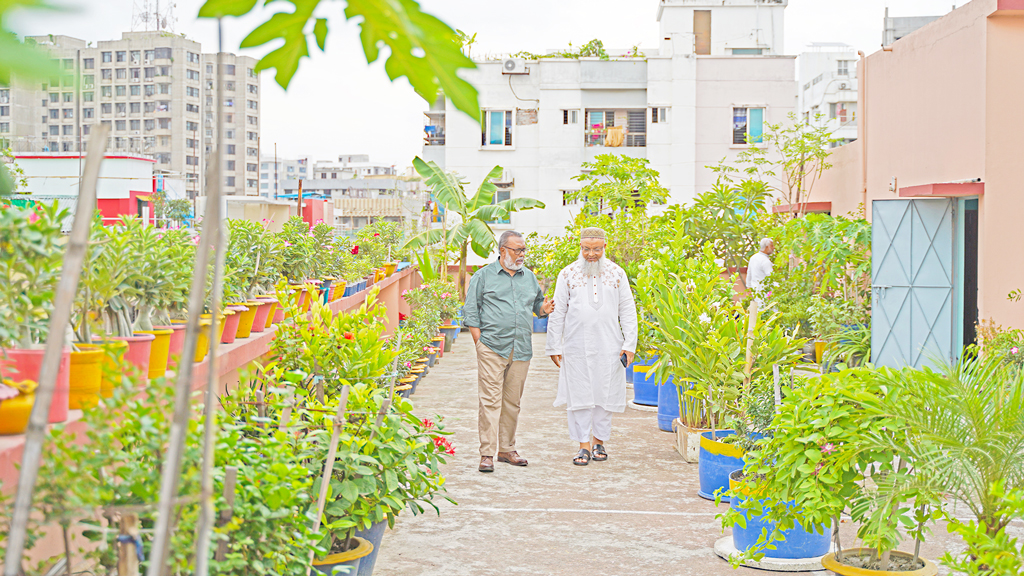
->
[497, 451, 528, 466]
[479, 456, 494, 473]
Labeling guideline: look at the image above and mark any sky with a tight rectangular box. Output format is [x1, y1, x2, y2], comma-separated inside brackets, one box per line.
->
[9, 0, 963, 169]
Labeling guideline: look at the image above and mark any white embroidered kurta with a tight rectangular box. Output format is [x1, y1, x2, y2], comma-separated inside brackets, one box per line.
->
[546, 260, 638, 412]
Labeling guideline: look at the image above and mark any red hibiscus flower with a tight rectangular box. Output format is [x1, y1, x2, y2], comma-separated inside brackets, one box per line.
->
[343, 331, 354, 340]
[351, 245, 359, 255]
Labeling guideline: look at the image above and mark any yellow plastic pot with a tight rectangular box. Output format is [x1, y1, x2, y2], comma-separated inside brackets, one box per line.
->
[384, 262, 398, 277]
[69, 345, 104, 410]
[97, 340, 129, 398]
[0, 393, 34, 435]
[194, 317, 214, 363]
[227, 302, 260, 339]
[821, 549, 937, 576]
[136, 328, 174, 379]
[311, 537, 373, 574]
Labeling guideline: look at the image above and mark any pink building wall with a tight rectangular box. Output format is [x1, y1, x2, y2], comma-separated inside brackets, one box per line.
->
[812, 0, 1024, 327]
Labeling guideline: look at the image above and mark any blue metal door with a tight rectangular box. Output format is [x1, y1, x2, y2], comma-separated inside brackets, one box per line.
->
[871, 199, 954, 369]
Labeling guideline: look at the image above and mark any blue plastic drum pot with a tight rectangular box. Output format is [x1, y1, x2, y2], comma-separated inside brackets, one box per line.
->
[729, 477, 832, 560]
[354, 519, 388, 576]
[631, 355, 659, 406]
[698, 430, 742, 502]
[625, 362, 634, 384]
[656, 375, 679, 432]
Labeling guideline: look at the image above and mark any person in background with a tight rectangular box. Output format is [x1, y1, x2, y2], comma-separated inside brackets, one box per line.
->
[745, 238, 775, 298]
[463, 230, 554, 473]
[545, 227, 637, 466]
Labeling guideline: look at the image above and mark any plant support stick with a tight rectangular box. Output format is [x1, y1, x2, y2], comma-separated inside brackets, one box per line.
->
[3, 124, 109, 576]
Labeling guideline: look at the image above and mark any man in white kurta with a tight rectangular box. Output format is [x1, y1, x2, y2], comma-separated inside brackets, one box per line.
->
[546, 227, 638, 465]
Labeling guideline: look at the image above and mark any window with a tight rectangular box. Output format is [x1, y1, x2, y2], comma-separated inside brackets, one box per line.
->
[144, 102, 155, 113]
[187, 52, 199, 64]
[131, 51, 140, 64]
[206, 64, 213, 74]
[247, 163, 257, 172]
[186, 103, 199, 113]
[101, 51, 112, 63]
[247, 131, 257, 141]
[144, 85, 155, 96]
[63, 108, 73, 118]
[187, 138, 197, 148]
[694, 10, 711, 55]
[488, 190, 512, 224]
[225, 81, 235, 91]
[261, 163, 268, 169]
[154, 47, 172, 60]
[206, 80, 214, 90]
[83, 91, 94, 102]
[224, 64, 235, 75]
[130, 119, 140, 130]
[158, 118, 171, 129]
[130, 68, 140, 79]
[156, 101, 170, 112]
[812, 74, 823, 85]
[101, 103, 111, 114]
[115, 51, 126, 63]
[248, 67, 256, 78]
[83, 58, 94, 69]
[261, 182, 268, 189]
[130, 85, 140, 96]
[130, 102, 140, 113]
[116, 85, 126, 96]
[287, 166, 294, 173]
[837, 60, 849, 76]
[159, 84, 170, 94]
[226, 144, 236, 155]
[226, 176, 235, 186]
[247, 115, 257, 125]
[187, 69, 200, 81]
[63, 92, 73, 102]
[49, 92, 58, 103]
[156, 153, 171, 164]
[481, 110, 512, 146]
[101, 69, 112, 80]
[83, 107, 93, 118]
[247, 84, 258, 95]
[562, 109, 578, 125]
[49, 109, 59, 119]
[732, 107, 764, 145]
[186, 156, 198, 165]
[83, 74, 94, 86]
[225, 113, 233, 123]
[115, 120, 125, 131]
[247, 179, 257, 188]
[144, 119, 154, 131]
[144, 50, 155, 62]
[186, 121, 199, 131]
[731, 48, 763, 55]
[225, 160, 235, 170]
[0, 123, 8, 133]
[651, 107, 668, 123]
[101, 86, 111, 97]
[225, 129, 235, 139]
[0, 106, 6, 116]
[160, 136, 170, 146]
[224, 98, 234, 107]
[156, 66, 170, 77]
[187, 86, 200, 98]
[829, 102, 858, 125]
[63, 58, 74, 69]
[83, 125, 90, 136]
[247, 147, 257, 157]
[247, 100, 257, 110]
[144, 67, 155, 79]
[49, 125, 59, 135]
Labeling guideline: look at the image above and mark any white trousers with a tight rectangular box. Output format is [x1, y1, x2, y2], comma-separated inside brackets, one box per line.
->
[567, 406, 613, 443]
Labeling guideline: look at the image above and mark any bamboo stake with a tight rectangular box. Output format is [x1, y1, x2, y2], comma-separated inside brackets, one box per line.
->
[213, 466, 237, 562]
[146, 24, 226, 574]
[309, 386, 351, 567]
[3, 123, 109, 576]
[117, 513, 140, 576]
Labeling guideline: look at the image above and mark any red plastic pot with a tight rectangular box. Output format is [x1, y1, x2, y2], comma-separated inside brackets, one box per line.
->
[0, 347, 72, 423]
[100, 333, 156, 385]
[160, 324, 187, 368]
[220, 307, 246, 344]
[258, 298, 279, 329]
[272, 303, 285, 324]
[250, 300, 274, 333]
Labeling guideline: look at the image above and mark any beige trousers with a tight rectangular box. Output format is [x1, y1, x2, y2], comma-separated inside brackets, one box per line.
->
[475, 339, 531, 457]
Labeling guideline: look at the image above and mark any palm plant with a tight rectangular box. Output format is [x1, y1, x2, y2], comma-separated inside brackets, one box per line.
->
[401, 157, 544, 299]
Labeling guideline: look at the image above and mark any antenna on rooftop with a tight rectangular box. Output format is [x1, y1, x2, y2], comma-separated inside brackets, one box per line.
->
[131, 0, 177, 33]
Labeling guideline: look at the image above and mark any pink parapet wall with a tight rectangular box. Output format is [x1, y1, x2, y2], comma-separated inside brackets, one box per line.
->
[302, 198, 333, 228]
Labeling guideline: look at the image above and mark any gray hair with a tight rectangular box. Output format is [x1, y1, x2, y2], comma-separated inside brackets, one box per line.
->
[498, 230, 523, 250]
[759, 238, 774, 251]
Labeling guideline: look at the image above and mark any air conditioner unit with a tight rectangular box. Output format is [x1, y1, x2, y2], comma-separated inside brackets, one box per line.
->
[84, 83, 93, 89]
[839, 82, 848, 90]
[144, 59, 151, 64]
[132, 78, 139, 82]
[501, 58, 528, 75]
[119, 112, 126, 117]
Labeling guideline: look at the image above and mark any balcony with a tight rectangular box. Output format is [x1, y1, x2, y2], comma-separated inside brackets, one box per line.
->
[584, 108, 646, 148]
[424, 111, 445, 146]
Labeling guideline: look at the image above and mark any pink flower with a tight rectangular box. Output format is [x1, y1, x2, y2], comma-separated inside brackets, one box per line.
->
[28, 212, 39, 223]
[441, 292, 450, 298]
[404, 361, 412, 368]
[284, 241, 292, 247]
[1013, 347, 1019, 355]
[821, 442, 836, 455]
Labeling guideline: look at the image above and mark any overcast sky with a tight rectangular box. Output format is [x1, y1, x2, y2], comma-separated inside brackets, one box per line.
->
[9, 0, 961, 168]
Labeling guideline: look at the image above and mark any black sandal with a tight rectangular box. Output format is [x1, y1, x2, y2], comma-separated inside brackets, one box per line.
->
[592, 444, 608, 462]
[573, 449, 591, 466]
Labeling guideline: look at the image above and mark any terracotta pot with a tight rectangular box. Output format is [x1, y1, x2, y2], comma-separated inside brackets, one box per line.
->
[258, 298, 279, 329]
[161, 323, 187, 368]
[135, 328, 174, 379]
[0, 347, 71, 423]
[96, 340, 128, 398]
[102, 333, 156, 386]
[249, 300, 273, 333]
[229, 302, 260, 339]
[69, 345, 104, 410]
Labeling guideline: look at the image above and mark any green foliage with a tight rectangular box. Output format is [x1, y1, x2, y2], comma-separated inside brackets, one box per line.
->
[278, 215, 317, 282]
[200, 0, 480, 122]
[684, 181, 774, 273]
[568, 154, 668, 214]
[513, 39, 610, 60]
[355, 220, 402, 269]
[0, 200, 68, 348]
[943, 481, 1024, 575]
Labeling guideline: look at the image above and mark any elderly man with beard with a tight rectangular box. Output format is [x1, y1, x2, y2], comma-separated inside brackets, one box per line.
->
[546, 227, 637, 466]
[464, 230, 555, 473]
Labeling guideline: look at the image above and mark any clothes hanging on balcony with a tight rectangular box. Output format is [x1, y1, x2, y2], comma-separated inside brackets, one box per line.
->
[605, 126, 624, 147]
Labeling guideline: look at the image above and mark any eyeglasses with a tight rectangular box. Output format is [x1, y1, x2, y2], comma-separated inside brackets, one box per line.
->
[503, 247, 527, 256]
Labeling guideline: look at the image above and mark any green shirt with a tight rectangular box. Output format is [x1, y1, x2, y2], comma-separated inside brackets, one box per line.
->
[463, 260, 547, 361]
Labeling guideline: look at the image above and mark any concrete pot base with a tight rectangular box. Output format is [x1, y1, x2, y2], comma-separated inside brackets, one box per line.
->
[627, 400, 658, 413]
[714, 536, 832, 572]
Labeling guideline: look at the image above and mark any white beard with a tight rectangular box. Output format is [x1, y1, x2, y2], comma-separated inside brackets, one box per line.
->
[503, 253, 524, 271]
[579, 255, 605, 277]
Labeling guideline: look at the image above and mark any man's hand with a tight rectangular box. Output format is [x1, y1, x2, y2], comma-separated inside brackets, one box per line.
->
[469, 326, 481, 344]
[542, 298, 555, 315]
[550, 354, 562, 368]
[621, 350, 635, 365]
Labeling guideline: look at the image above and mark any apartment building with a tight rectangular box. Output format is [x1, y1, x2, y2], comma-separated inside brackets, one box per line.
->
[259, 154, 311, 198]
[423, 0, 797, 238]
[0, 32, 259, 197]
[797, 43, 858, 147]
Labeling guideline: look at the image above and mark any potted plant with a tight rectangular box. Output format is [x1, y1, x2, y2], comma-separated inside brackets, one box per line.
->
[0, 200, 72, 424]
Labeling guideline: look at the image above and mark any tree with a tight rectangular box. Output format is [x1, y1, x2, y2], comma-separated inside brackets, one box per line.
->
[709, 112, 840, 216]
[567, 154, 669, 215]
[401, 157, 545, 300]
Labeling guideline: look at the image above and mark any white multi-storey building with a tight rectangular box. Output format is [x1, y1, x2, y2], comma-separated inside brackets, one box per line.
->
[258, 154, 311, 198]
[423, 0, 797, 237]
[797, 43, 858, 147]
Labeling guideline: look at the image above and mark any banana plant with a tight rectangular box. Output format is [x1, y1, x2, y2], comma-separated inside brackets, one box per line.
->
[401, 157, 544, 300]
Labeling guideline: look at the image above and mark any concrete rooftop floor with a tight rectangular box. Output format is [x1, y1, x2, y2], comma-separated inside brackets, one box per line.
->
[374, 333, 970, 576]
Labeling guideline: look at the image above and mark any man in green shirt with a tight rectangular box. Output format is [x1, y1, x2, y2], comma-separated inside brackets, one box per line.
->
[464, 230, 554, 473]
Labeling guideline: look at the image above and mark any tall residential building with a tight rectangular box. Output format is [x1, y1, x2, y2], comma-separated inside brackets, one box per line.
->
[797, 43, 858, 147]
[0, 32, 260, 197]
[259, 154, 311, 198]
[422, 0, 797, 238]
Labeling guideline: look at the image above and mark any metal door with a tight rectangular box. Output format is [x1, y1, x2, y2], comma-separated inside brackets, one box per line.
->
[871, 199, 954, 369]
